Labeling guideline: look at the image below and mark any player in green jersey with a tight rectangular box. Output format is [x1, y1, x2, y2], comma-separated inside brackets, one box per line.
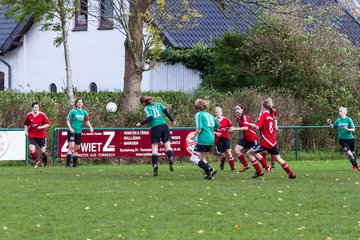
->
[66, 98, 94, 167]
[136, 96, 176, 176]
[327, 107, 360, 171]
[189, 99, 220, 180]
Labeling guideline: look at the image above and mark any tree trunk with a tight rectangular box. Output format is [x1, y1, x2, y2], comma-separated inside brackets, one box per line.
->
[61, 16, 74, 105]
[121, 0, 148, 113]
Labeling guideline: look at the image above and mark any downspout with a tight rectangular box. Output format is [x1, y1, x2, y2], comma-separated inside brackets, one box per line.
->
[0, 58, 11, 89]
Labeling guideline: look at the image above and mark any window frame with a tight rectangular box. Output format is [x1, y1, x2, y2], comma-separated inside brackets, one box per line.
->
[98, 0, 114, 30]
[73, 0, 88, 31]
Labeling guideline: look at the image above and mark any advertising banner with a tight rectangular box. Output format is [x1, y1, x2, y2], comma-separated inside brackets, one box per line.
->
[0, 130, 26, 161]
[57, 129, 196, 158]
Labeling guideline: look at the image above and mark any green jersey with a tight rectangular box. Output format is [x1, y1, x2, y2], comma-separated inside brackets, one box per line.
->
[333, 116, 355, 139]
[194, 110, 220, 146]
[67, 108, 89, 134]
[144, 102, 167, 128]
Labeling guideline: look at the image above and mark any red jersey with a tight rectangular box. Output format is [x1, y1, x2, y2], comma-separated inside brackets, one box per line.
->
[214, 117, 233, 143]
[256, 111, 277, 148]
[24, 112, 50, 138]
[236, 114, 258, 142]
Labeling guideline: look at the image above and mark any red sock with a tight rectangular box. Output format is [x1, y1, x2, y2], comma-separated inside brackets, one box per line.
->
[281, 162, 294, 176]
[251, 160, 263, 173]
[271, 154, 275, 164]
[228, 157, 235, 170]
[262, 151, 267, 160]
[259, 157, 270, 169]
[237, 153, 248, 166]
[31, 152, 38, 162]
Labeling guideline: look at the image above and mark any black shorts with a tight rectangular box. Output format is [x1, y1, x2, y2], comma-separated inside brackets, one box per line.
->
[67, 131, 82, 145]
[151, 124, 171, 144]
[339, 139, 355, 152]
[237, 138, 258, 150]
[251, 144, 279, 155]
[194, 144, 212, 153]
[29, 138, 47, 148]
[216, 138, 231, 154]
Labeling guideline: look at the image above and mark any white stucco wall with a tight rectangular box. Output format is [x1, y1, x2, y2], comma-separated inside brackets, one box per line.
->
[0, 7, 201, 93]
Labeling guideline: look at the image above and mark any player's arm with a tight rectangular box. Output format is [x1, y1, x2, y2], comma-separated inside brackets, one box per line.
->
[66, 119, 74, 133]
[191, 129, 202, 139]
[24, 125, 29, 136]
[163, 108, 176, 126]
[38, 123, 50, 129]
[136, 116, 154, 127]
[245, 122, 259, 130]
[84, 115, 94, 133]
[327, 119, 334, 128]
[38, 114, 50, 129]
[232, 126, 248, 131]
[274, 119, 278, 130]
[344, 119, 355, 132]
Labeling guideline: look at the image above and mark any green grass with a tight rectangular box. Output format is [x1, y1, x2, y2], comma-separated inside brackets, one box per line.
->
[0, 160, 359, 240]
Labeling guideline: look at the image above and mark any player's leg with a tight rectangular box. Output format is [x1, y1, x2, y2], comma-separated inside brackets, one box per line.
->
[38, 138, 48, 168]
[340, 139, 358, 170]
[72, 134, 82, 167]
[199, 152, 217, 180]
[246, 146, 263, 178]
[162, 125, 174, 172]
[223, 139, 234, 171]
[150, 127, 161, 176]
[271, 148, 296, 179]
[28, 139, 39, 168]
[66, 131, 75, 167]
[217, 139, 226, 170]
[235, 139, 249, 172]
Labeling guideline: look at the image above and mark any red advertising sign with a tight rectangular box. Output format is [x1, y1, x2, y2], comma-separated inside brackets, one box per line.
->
[57, 129, 196, 158]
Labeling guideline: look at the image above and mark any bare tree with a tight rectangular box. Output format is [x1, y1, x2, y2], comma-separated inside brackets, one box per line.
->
[88, 0, 200, 112]
[1, 0, 75, 104]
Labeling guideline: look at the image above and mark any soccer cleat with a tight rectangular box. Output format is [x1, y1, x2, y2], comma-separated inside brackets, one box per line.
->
[153, 165, 159, 176]
[239, 166, 250, 172]
[34, 160, 39, 169]
[220, 161, 225, 170]
[357, 166, 360, 171]
[271, 162, 275, 168]
[44, 164, 49, 169]
[265, 165, 271, 173]
[231, 168, 235, 171]
[169, 158, 174, 172]
[288, 174, 296, 179]
[252, 171, 264, 178]
[205, 169, 217, 180]
[352, 166, 357, 171]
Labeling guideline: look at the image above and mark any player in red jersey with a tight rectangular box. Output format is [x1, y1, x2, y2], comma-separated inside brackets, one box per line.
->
[214, 107, 235, 171]
[24, 102, 50, 168]
[246, 99, 296, 179]
[261, 98, 277, 168]
[232, 104, 269, 173]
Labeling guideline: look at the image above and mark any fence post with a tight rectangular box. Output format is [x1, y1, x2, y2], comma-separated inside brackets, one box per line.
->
[295, 128, 299, 161]
[52, 128, 58, 166]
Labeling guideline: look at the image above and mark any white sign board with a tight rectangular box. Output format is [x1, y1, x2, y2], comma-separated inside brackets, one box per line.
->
[0, 130, 26, 161]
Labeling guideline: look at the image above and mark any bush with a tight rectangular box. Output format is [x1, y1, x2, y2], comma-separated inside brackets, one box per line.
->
[0, 89, 347, 163]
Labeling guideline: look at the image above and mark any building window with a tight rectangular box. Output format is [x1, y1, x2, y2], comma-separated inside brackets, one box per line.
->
[90, 82, 97, 92]
[73, 0, 88, 31]
[98, 0, 114, 30]
[49, 83, 57, 93]
[0, 72, 4, 90]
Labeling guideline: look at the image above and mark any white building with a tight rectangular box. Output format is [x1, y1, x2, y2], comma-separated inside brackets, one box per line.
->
[0, 1, 201, 92]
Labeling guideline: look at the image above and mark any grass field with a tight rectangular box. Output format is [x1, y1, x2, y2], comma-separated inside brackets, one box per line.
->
[0, 160, 359, 240]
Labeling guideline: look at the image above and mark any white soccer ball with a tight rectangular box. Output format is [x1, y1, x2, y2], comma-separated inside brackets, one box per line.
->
[106, 102, 117, 113]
